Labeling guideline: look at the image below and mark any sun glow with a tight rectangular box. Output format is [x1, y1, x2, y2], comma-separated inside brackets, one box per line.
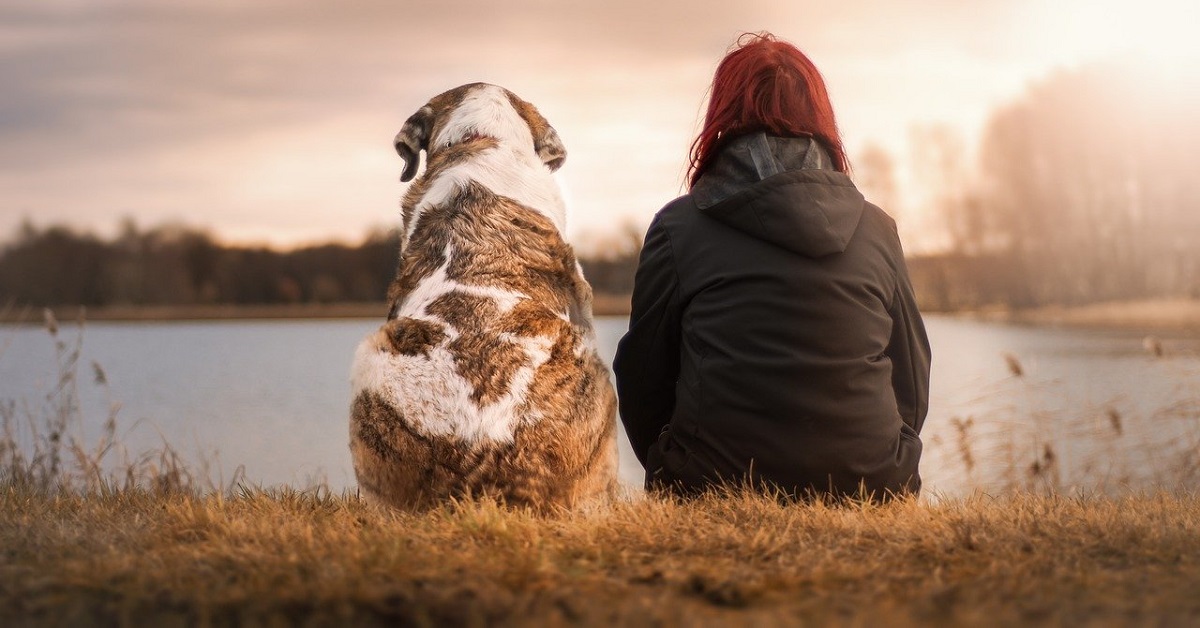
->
[1046, 0, 1200, 67]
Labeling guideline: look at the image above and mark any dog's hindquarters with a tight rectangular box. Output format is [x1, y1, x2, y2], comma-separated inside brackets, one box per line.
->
[349, 315, 617, 510]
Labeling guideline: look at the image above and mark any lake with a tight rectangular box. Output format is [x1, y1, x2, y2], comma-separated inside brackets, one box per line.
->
[2, 315, 1198, 496]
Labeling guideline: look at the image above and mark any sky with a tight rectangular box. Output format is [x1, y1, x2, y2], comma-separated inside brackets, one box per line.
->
[2, 0, 1198, 253]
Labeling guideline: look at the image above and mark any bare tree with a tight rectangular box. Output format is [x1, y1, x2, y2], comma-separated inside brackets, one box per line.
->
[909, 124, 986, 255]
[854, 143, 900, 219]
[975, 60, 1200, 305]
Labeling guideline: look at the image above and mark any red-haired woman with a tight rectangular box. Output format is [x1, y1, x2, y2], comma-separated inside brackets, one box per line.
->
[613, 33, 930, 500]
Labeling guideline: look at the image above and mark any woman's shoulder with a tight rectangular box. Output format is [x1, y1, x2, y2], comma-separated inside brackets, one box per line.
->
[647, 193, 701, 233]
[658, 192, 698, 216]
[860, 200, 899, 233]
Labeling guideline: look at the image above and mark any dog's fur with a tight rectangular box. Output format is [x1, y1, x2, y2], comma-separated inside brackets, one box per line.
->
[349, 83, 618, 511]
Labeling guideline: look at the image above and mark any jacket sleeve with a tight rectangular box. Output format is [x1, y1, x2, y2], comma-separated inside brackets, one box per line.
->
[613, 214, 683, 466]
[886, 259, 932, 434]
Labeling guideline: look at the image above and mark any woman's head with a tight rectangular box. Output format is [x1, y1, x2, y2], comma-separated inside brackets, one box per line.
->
[688, 32, 848, 187]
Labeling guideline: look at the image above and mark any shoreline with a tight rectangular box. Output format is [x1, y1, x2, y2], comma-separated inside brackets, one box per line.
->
[1, 293, 634, 324]
[953, 298, 1200, 336]
[1, 302, 390, 324]
[6, 297, 1199, 334]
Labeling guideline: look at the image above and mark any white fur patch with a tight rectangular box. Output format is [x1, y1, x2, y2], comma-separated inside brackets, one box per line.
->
[351, 244, 556, 443]
[351, 330, 555, 443]
[396, 243, 525, 320]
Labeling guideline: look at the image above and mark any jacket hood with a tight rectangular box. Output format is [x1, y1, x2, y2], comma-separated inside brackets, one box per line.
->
[692, 133, 865, 257]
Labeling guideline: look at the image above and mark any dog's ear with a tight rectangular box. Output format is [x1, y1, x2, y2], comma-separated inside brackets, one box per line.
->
[506, 92, 567, 172]
[535, 127, 567, 172]
[394, 105, 433, 183]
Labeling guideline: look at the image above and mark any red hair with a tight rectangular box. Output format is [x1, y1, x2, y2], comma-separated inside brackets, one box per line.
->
[688, 32, 849, 187]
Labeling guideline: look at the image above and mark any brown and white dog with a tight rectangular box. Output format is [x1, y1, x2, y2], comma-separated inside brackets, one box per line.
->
[349, 83, 618, 511]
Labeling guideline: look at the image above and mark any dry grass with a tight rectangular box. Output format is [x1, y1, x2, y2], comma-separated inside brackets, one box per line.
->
[3, 485, 1200, 627]
[0, 310, 230, 497]
[927, 348, 1200, 497]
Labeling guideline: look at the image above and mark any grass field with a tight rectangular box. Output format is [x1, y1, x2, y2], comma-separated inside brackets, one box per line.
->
[2, 482, 1199, 627]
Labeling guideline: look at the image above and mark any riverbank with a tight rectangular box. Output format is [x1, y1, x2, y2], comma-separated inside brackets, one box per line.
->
[967, 299, 1200, 335]
[0, 294, 634, 324]
[0, 302, 388, 323]
[2, 484, 1198, 627]
[6, 298, 1199, 334]
[998, 300, 1200, 333]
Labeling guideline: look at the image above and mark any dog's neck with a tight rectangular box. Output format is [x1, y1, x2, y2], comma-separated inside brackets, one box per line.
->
[402, 142, 568, 252]
[437, 132, 490, 150]
[402, 86, 568, 248]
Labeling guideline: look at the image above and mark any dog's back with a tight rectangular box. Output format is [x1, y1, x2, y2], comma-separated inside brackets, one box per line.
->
[349, 84, 617, 510]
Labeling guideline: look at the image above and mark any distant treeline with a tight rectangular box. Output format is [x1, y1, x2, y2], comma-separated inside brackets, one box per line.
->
[897, 60, 1200, 310]
[0, 220, 640, 309]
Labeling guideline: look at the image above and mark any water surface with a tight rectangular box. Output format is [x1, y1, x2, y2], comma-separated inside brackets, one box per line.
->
[2, 315, 1197, 495]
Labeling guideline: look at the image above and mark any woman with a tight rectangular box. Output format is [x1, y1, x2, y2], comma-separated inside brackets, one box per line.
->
[613, 33, 930, 500]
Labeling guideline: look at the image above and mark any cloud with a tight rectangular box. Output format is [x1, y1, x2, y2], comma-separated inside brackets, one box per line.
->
[3, 0, 1180, 247]
[0, 0, 754, 241]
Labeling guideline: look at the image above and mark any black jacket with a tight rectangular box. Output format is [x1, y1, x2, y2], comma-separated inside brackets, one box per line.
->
[613, 133, 931, 499]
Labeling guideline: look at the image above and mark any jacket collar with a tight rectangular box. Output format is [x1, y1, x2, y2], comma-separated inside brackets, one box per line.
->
[693, 133, 834, 210]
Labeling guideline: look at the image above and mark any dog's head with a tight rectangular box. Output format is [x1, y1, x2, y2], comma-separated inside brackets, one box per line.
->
[394, 83, 567, 183]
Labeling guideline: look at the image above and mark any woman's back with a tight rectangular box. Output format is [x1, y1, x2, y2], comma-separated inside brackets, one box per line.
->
[615, 133, 928, 498]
